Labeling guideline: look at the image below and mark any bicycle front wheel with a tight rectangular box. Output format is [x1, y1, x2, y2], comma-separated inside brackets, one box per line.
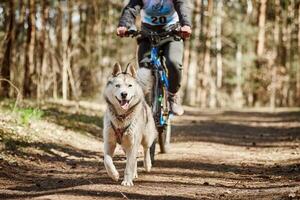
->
[158, 118, 171, 153]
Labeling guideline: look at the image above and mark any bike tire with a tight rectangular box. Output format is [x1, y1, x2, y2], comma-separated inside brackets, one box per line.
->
[158, 118, 171, 153]
[149, 139, 156, 164]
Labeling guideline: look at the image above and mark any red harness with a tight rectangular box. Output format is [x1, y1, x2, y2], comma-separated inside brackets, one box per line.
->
[106, 98, 147, 144]
[110, 122, 131, 144]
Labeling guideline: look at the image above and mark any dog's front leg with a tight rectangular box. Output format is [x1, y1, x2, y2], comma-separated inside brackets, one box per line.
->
[103, 139, 119, 181]
[122, 144, 138, 186]
[143, 146, 152, 172]
[133, 160, 138, 179]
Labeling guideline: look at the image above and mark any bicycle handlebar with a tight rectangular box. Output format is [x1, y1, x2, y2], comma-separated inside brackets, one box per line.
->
[126, 24, 182, 40]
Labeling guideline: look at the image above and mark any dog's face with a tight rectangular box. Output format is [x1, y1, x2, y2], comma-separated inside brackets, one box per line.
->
[104, 63, 143, 111]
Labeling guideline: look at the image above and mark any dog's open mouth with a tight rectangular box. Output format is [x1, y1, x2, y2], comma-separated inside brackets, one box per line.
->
[116, 97, 130, 110]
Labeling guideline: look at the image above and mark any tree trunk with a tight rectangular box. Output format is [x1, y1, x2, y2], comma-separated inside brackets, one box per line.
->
[216, 0, 223, 89]
[203, 0, 215, 108]
[38, 0, 49, 100]
[53, 1, 62, 100]
[184, 0, 201, 106]
[246, 0, 253, 16]
[253, 0, 267, 106]
[281, 1, 294, 106]
[181, 39, 190, 99]
[62, 0, 73, 101]
[297, 2, 300, 105]
[270, 0, 280, 109]
[285, 0, 294, 106]
[24, 0, 36, 97]
[1, 0, 14, 97]
[233, 44, 244, 108]
[62, 2, 68, 101]
[256, 0, 267, 57]
[10, 0, 26, 98]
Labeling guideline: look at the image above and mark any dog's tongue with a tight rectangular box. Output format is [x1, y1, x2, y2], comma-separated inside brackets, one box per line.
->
[120, 100, 129, 110]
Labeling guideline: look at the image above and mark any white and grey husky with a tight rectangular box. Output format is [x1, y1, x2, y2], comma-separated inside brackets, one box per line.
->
[103, 63, 157, 186]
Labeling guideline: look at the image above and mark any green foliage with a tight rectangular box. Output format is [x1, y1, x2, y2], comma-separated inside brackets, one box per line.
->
[15, 108, 44, 126]
[0, 100, 44, 125]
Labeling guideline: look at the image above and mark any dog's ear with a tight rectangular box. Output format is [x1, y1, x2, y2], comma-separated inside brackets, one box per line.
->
[125, 63, 137, 78]
[112, 62, 122, 77]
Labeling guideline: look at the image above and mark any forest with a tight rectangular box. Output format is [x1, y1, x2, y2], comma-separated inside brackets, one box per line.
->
[0, 1, 299, 199]
[0, 0, 300, 108]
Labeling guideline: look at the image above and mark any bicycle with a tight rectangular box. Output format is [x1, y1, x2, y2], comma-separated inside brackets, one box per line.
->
[127, 24, 182, 163]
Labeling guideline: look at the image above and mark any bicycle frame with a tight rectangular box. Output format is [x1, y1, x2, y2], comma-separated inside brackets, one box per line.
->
[150, 46, 170, 127]
[149, 44, 173, 155]
[151, 47, 169, 89]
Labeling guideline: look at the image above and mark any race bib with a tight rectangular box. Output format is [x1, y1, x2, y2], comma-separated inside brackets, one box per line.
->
[141, 0, 179, 26]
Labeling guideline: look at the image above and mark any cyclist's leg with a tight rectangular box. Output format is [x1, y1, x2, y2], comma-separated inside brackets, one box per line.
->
[137, 39, 151, 64]
[137, 39, 153, 103]
[162, 40, 184, 94]
[162, 40, 184, 115]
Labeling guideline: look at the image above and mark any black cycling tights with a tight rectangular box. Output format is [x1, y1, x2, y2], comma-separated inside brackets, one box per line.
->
[137, 39, 184, 94]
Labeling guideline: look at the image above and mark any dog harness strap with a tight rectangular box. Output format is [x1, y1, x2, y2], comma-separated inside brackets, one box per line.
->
[110, 122, 131, 144]
[105, 97, 142, 121]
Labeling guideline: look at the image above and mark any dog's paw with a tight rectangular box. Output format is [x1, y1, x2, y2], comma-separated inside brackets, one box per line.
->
[144, 162, 152, 172]
[145, 166, 151, 172]
[108, 170, 119, 181]
[121, 179, 134, 186]
[134, 172, 138, 179]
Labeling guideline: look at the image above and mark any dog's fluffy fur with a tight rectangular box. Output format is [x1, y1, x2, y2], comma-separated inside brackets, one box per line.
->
[103, 63, 157, 186]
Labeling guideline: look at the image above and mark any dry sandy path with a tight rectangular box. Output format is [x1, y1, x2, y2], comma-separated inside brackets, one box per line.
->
[0, 106, 299, 200]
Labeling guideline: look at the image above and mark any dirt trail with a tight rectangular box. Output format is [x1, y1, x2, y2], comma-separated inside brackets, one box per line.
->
[0, 105, 300, 200]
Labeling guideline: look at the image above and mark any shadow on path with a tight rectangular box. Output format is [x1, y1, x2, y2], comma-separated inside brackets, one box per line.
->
[173, 110, 300, 147]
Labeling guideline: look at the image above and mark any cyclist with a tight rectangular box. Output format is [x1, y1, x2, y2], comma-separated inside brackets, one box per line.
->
[117, 0, 192, 116]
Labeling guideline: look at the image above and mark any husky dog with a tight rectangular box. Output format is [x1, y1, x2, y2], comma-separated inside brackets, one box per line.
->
[103, 63, 157, 186]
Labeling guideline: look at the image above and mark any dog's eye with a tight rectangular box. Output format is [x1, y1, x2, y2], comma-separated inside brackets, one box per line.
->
[115, 84, 120, 88]
[128, 84, 133, 88]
